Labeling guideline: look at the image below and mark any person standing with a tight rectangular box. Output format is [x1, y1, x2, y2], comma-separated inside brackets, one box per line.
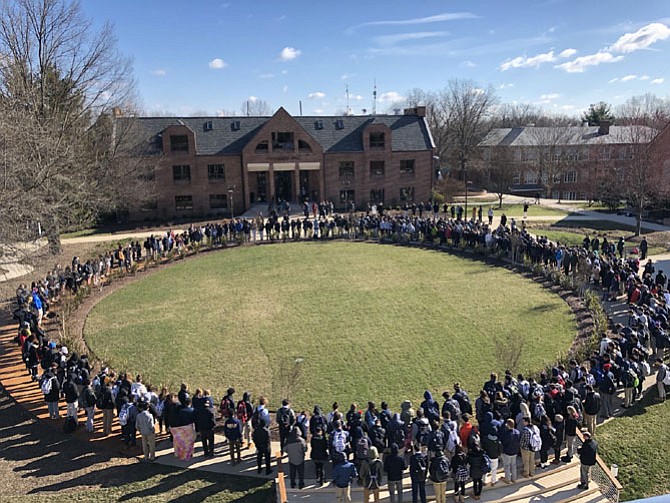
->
[520, 417, 540, 478]
[360, 446, 383, 502]
[450, 446, 468, 503]
[656, 358, 668, 401]
[277, 399, 296, 453]
[332, 451, 358, 503]
[80, 379, 98, 433]
[135, 401, 156, 462]
[577, 430, 598, 490]
[582, 385, 601, 436]
[408, 443, 428, 503]
[310, 426, 329, 486]
[98, 379, 116, 436]
[196, 402, 217, 457]
[383, 443, 407, 503]
[487, 207, 494, 226]
[500, 418, 520, 483]
[252, 419, 272, 475]
[224, 412, 243, 465]
[236, 392, 253, 448]
[466, 437, 486, 500]
[41, 363, 60, 419]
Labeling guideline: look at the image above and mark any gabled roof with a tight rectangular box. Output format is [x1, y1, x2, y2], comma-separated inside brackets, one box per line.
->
[479, 125, 657, 147]
[123, 113, 433, 156]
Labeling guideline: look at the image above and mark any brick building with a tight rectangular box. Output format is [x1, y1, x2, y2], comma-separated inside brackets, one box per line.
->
[478, 122, 657, 200]
[121, 107, 435, 220]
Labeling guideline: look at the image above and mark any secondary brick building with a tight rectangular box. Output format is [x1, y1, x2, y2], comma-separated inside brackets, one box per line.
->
[121, 107, 435, 220]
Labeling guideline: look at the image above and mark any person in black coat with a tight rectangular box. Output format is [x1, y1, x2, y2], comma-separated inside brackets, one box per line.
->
[252, 419, 272, 475]
[196, 405, 216, 457]
[98, 380, 116, 436]
[41, 363, 61, 419]
[577, 431, 598, 489]
[310, 426, 329, 485]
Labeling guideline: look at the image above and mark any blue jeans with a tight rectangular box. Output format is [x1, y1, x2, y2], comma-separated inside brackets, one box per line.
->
[47, 401, 59, 418]
[411, 480, 426, 503]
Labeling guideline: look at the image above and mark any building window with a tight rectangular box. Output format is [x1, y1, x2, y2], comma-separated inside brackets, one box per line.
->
[175, 195, 193, 211]
[512, 173, 520, 185]
[551, 189, 560, 199]
[524, 171, 537, 185]
[207, 164, 225, 182]
[370, 160, 385, 177]
[514, 149, 522, 162]
[339, 161, 354, 179]
[399, 187, 415, 202]
[173, 165, 191, 182]
[272, 132, 294, 152]
[370, 132, 385, 148]
[564, 171, 577, 183]
[339, 189, 355, 205]
[598, 147, 611, 161]
[562, 191, 577, 201]
[298, 139, 312, 153]
[370, 189, 385, 203]
[255, 140, 269, 153]
[553, 173, 562, 184]
[170, 135, 189, 152]
[209, 194, 228, 209]
[400, 159, 415, 177]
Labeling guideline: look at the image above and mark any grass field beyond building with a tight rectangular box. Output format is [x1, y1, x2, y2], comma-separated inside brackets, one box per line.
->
[85, 242, 576, 410]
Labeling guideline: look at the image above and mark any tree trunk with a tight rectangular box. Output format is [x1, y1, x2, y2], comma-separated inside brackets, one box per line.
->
[635, 212, 642, 237]
[498, 193, 503, 209]
[43, 217, 62, 255]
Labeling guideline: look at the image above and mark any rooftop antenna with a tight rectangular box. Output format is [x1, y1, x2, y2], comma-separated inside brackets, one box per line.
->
[373, 79, 377, 115]
[346, 84, 351, 115]
[299, 100, 303, 116]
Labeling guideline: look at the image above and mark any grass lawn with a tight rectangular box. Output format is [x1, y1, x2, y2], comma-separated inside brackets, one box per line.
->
[453, 203, 571, 218]
[85, 242, 576, 411]
[597, 388, 670, 501]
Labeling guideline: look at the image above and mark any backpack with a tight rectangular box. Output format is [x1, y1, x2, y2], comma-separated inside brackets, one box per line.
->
[84, 388, 97, 408]
[251, 409, 261, 429]
[528, 426, 542, 452]
[445, 427, 461, 453]
[220, 396, 235, 418]
[455, 464, 469, 483]
[356, 437, 369, 460]
[428, 429, 445, 453]
[393, 426, 406, 446]
[415, 419, 430, 446]
[410, 453, 428, 481]
[367, 459, 382, 490]
[434, 456, 451, 482]
[277, 407, 292, 431]
[379, 409, 392, 429]
[625, 369, 637, 387]
[310, 414, 327, 436]
[63, 416, 77, 433]
[41, 376, 54, 395]
[332, 429, 348, 453]
[118, 403, 131, 426]
[483, 453, 492, 473]
[663, 366, 670, 386]
[236, 401, 249, 422]
[155, 399, 165, 418]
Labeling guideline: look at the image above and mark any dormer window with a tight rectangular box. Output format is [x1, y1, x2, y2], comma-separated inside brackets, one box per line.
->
[370, 132, 385, 149]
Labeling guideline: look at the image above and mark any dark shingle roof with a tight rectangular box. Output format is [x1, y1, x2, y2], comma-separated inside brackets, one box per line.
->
[124, 113, 433, 156]
[479, 125, 657, 147]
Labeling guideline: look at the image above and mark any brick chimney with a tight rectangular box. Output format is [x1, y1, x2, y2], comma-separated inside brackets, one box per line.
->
[598, 120, 611, 135]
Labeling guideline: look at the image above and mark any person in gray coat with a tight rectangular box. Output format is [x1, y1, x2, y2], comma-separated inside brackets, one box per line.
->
[285, 426, 307, 489]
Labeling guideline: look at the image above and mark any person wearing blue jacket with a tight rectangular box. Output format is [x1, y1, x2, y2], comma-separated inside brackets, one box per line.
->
[332, 451, 357, 503]
[224, 415, 243, 464]
[500, 418, 520, 483]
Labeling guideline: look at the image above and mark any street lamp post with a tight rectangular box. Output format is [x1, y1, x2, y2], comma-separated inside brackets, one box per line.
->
[432, 155, 440, 206]
[228, 186, 235, 220]
[463, 163, 468, 220]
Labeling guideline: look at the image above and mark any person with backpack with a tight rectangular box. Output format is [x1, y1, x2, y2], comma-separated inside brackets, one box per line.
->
[252, 418, 272, 475]
[120, 399, 139, 448]
[386, 413, 406, 452]
[236, 392, 253, 447]
[196, 402, 217, 457]
[552, 414, 565, 465]
[378, 401, 393, 431]
[369, 418, 387, 453]
[655, 357, 669, 401]
[219, 387, 236, 419]
[440, 392, 461, 424]
[364, 401, 379, 431]
[582, 385, 601, 436]
[466, 436, 488, 500]
[79, 378, 98, 433]
[426, 420, 445, 459]
[430, 447, 451, 503]
[411, 408, 430, 453]
[63, 372, 79, 426]
[277, 399, 296, 453]
[520, 417, 541, 478]
[330, 419, 351, 461]
[420, 391, 440, 424]
[310, 426, 329, 486]
[332, 451, 358, 503]
[296, 409, 309, 440]
[285, 426, 307, 489]
[251, 396, 271, 430]
[409, 443, 428, 503]
[41, 363, 60, 419]
[359, 445, 383, 502]
[599, 363, 616, 418]
[500, 418, 520, 483]
[453, 383, 473, 417]
[441, 412, 460, 461]
[354, 427, 372, 472]
[383, 443, 407, 503]
[309, 404, 328, 438]
[98, 380, 114, 436]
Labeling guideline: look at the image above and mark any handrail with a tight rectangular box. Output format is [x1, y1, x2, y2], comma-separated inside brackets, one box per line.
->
[275, 451, 288, 503]
[575, 428, 623, 501]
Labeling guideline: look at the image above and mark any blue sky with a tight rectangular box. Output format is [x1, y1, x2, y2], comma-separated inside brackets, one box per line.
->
[82, 1, 670, 118]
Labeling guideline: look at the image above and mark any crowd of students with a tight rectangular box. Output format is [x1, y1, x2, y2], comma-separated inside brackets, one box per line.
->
[9, 207, 670, 503]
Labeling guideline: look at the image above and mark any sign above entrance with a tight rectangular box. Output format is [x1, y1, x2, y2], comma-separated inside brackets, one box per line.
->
[247, 163, 269, 172]
[273, 162, 296, 171]
[298, 162, 320, 170]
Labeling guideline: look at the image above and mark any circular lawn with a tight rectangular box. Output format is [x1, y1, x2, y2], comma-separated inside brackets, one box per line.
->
[84, 241, 576, 410]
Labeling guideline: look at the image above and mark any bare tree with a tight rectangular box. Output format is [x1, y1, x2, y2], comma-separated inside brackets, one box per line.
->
[241, 98, 272, 116]
[482, 146, 519, 208]
[0, 0, 142, 253]
[616, 93, 670, 129]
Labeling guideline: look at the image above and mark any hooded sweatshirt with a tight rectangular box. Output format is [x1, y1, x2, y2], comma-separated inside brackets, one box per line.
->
[400, 400, 415, 427]
[383, 444, 407, 482]
[285, 426, 307, 466]
[420, 390, 440, 423]
[359, 446, 383, 487]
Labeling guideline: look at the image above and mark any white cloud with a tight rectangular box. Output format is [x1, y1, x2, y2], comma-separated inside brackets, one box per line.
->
[308, 92, 326, 99]
[651, 78, 665, 85]
[345, 12, 478, 34]
[259, 73, 275, 79]
[500, 47, 576, 71]
[608, 22, 670, 53]
[555, 51, 623, 73]
[208, 58, 227, 69]
[248, 96, 259, 102]
[461, 60, 477, 68]
[374, 31, 449, 46]
[640, 75, 650, 80]
[341, 73, 355, 80]
[352, 94, 363, 101]
[279, 46, 302, 61]
[498, 83, 514, 89]
[313, 109, 324, 114]
[608, 77, 619, 83]
[540, 93, 561, 100]
[621, 74, 637, 81]
[559, 48, 577, 58]
[378, 91, 404, 103]
[559, 104, 575, 111]
[151, 69, 167, 77]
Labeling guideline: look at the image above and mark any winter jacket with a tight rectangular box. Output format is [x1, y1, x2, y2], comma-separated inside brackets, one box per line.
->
[252, 424, 271, 452]
[578, 438, 598, 466]
[332, 460, 357, 488]
[383, 444, 407, 481]
[420, 390, 440, 423]
[41, 372, 60, 403]
[224, 416, 242, 441]
[467, 448, 486, 479]
[310, 433, 329, 462]
[500, 427, 521, 456]
[285, 427, 307, 466]
[195, 406, 216, 432]
[135, 409, 155, 436]
[359, 448, 383, 487]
